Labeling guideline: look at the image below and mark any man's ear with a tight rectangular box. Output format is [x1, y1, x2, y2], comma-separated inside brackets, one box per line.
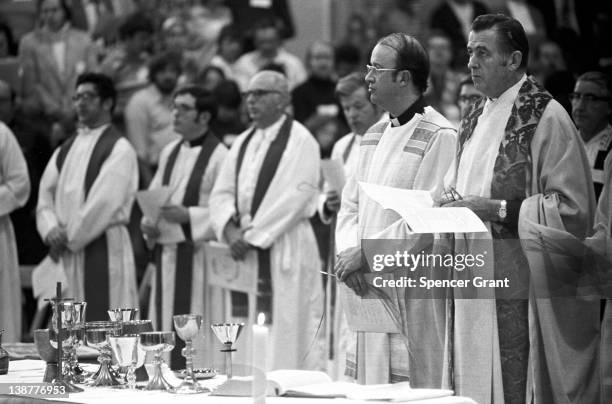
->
[398, 70, 411, 86]
[507, 50, 523, 71]
[197, 111, 211, 125]
[102, 98, 113, 112]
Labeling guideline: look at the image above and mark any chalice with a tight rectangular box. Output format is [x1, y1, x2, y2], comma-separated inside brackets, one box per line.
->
[120, 320, 153, 335]
[211, 323, 244, 379]
[139, 331, 175, 391]
[108, 335, 138, 389]
[65, 301, 87, 383]
[107, 308, 139, 323]
[34, 329, 58, 383]
[172, 314, 208, 394]
[85, 321, 121, 386]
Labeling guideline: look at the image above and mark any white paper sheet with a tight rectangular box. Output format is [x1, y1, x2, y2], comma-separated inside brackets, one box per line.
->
[31, 256, 69, 309]
[359, 182, 487, 233]
[205, 241, 258, 294]
[136, 187, 171, 222]
[321, 159, 347, 192]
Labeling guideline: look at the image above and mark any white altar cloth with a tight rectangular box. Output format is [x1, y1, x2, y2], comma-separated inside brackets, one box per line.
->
[0, 360, 476, 404]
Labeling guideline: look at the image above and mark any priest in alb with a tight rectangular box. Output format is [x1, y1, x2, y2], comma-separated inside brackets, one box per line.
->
[37, 73, 139, 320]
[0, 122, 30, 342]
[141, 86, 227, 369]
[210, 70, 325, 370]
[334, 33, 457, 386]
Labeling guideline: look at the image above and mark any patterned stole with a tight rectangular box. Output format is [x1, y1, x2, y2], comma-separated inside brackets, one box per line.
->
[56, 125, 121, 320]
[456, 76, 552, 402]
[232, 116, 293, 320]
[154, 133, 220, 369]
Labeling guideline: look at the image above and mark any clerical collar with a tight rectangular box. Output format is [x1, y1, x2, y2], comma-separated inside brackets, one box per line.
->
[390, 96, 426, 127]
[186, 131, 210, 147]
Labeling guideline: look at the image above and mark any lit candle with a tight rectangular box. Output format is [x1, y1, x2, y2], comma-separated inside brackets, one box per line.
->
[252, 312, 268, 404]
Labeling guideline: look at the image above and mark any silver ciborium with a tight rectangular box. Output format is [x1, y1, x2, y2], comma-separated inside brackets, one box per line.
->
[211, 323, 244, 379]
[139, 331, 175, 391]
[85, 321, 121, 386]
[48, 300, 83, 393]
[172, 314, 208, 394]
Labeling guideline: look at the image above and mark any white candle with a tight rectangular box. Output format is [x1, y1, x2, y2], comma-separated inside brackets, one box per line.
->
[252, 312, 268, 404]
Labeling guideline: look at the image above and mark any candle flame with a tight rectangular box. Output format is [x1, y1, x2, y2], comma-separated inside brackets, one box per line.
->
[257, 312, 265, 326]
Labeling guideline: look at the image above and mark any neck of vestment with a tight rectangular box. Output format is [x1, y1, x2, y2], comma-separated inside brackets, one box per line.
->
[390, 96, 426, 127]
[457, 74, 552, 234]
[235, 114, 292, 224]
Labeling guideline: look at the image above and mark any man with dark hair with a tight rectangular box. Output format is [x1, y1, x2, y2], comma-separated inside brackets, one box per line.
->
[234, 18, 306, 90]
[210, 70, 324, 370]
[335, 33, 457, 385]
[37, 72, 139, 321]
[440, 14, 597, 403]
[100, 12, 154, 125]
[571, 71, 612, 201]
[141, 85, 227, 370]
[125, 51, 181, 185]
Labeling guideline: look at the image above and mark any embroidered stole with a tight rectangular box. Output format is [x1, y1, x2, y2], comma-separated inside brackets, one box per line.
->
[56, 126, 121, 320]
[232, 116, 293, 320]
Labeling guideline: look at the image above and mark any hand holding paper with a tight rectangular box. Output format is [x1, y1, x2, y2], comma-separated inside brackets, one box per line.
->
[136, 186, 171, 222]
[359, 181, 487, 233]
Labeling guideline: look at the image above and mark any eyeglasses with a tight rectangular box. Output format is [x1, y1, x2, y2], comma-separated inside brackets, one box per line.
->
[171, 102, 197, 114]
[458, 95, 482, 104]
[72, 92, 99, 103]
[242, 89, 281, 98]
[366, 64, 399, 75]
[569, 92, 611, 103]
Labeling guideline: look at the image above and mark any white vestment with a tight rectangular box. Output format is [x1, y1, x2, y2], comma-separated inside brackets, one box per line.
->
[336, 106, 457, 384]
[145, 137, 227, 367]
[317, 132, 361, 381]
[37, 125, 139, 314]
[210, 116, 325, 371]
[0, 123, 30, 342]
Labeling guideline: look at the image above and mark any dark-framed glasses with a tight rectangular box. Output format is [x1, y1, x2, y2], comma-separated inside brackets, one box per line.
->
[569, 92, 611, 103]
[170, 102, 197, 114]
[242, 89, 282, 98]
[72, 92, 99, 103]
[365, 64, 398, 75]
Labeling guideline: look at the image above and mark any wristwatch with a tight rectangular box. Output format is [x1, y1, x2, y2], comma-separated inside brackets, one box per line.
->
[498, 200, 507, 221]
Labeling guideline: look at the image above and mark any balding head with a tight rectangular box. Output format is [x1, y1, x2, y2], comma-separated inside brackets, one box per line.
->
[245, 70, 290, 128]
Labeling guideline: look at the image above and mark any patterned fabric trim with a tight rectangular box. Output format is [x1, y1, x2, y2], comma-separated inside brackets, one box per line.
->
[360, 139, 381, 146]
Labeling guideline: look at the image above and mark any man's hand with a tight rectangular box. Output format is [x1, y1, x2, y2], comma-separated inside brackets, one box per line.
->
[344, 272, 367, 296]
[141, 218, 160, 240]
[439, 195, 498, 222]
[45, 226, 67, 249]
[335, 246, 362, 281]
[223, 221, 252, 260]
[49, 244, 65, 263]
[324, 191, 341, 215]
[160, 205, 190, 224]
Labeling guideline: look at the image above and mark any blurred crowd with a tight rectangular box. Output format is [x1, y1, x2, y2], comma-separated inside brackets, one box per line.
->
[0, 0, 611, 337]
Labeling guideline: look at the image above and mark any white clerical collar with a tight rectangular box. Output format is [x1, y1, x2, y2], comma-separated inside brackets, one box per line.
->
[255, 115, 286, 141]
[78, 123, 109, 136]
[487, 74, 527, 106]
[585, 124, 612, 147]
